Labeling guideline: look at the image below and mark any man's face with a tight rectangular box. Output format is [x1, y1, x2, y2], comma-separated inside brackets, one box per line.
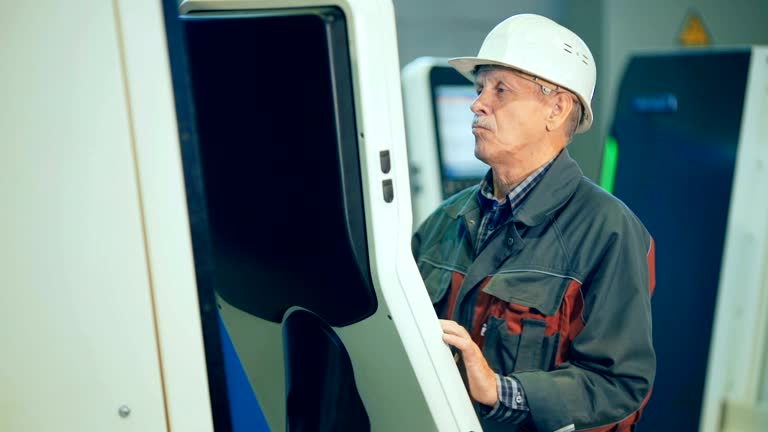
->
[470, 67, 550, 166]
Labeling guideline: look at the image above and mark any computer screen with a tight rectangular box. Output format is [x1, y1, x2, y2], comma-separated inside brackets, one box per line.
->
[429, 67, 487, 197]
[434, 85, 488, 179]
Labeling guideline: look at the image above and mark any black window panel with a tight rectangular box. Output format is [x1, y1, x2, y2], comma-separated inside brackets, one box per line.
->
[181, 8, 377, 328]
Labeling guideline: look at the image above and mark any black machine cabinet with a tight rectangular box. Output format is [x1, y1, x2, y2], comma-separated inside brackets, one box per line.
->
[608, 50, 751, 431]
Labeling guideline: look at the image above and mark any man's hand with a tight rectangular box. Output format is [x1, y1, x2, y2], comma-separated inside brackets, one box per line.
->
[440, 319, 499, 406]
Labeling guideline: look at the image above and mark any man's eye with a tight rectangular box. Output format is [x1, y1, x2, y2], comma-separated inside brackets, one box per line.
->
[475, 88, 483, 95]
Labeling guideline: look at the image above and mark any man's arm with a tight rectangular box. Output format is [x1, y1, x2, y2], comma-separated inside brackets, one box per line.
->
[441, 320, 531, 425]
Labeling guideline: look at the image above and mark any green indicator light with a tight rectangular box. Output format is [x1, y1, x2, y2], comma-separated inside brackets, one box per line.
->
[600, 136, 619, 193]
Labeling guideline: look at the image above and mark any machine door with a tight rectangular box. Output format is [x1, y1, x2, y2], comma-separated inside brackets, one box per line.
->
[171, 7, 375, 432]
[166, 3, 481, 431]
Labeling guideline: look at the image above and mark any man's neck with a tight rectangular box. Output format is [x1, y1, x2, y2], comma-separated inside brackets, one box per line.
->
[490, 148, 561, 201]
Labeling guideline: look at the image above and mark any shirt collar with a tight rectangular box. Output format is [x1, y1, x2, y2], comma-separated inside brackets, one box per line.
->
[476, 155, 557, 214]
[444, 149, 584, 226]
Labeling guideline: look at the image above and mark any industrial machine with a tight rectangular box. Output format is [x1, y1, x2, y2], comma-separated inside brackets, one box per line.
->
[2, 0, 481, 431]
[177, 1, 479, 431]
[603, 47, 768, 432]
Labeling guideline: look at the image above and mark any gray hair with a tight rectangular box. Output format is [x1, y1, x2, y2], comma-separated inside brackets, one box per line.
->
[566, 98, 583, 143]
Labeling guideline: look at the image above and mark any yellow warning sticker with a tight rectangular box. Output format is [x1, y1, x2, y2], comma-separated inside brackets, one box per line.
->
[679, 11, 711, 46]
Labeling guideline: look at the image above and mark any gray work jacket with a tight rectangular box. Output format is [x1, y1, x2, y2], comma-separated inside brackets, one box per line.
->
[412, 150, 656, 432]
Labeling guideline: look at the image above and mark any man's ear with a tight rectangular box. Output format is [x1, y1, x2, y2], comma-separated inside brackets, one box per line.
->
[545, 92, 574, 132]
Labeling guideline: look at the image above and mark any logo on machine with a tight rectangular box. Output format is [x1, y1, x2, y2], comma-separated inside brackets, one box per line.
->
[679, 10, 711, 47]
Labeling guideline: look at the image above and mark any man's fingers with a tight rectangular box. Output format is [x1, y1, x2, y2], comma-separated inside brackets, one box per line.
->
[439, 319, 470, 338]
[442, 333, 471, 351]
[440, 320, 473, 351]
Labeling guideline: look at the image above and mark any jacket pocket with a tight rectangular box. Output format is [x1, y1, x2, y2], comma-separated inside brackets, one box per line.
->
[514, 319, 560, 372]
[481, 271, 570, 375]
[482, 315, 521, 374]
[482, 271, 570, 316]
[482, 316, 560, 375]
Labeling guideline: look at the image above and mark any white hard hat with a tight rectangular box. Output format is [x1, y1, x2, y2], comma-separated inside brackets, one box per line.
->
[449, 14, 596, 134]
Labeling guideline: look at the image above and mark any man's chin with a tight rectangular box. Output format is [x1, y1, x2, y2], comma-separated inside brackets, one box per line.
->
[474, 145, 489, 165]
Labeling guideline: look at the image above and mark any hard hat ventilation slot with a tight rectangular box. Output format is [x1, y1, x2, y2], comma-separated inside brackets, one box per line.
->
[563, 43, 592, 66]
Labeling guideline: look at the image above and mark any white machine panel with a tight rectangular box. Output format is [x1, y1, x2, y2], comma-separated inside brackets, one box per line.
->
[700, 46, 768, 432]
[0, 1, 172, 431]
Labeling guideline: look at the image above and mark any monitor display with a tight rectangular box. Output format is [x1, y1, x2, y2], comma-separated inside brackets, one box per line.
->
[434, 85, 488, 180]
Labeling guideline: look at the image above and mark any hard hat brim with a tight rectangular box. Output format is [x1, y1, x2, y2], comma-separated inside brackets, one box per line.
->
[448, 57, 522, 82]
[448, 56, 593, 134]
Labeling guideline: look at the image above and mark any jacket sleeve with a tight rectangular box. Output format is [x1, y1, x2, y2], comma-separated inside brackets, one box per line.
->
[411, 229, 422, 262]
[513, 217, 656, 431]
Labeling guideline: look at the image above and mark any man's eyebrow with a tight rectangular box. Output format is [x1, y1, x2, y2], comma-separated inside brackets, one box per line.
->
[474, 75, 495, 87]
[492, 78, 519, 92]
[503, 74, 538, 92]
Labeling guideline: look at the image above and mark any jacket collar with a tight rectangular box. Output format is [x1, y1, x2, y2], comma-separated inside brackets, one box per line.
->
[443, 149, 583, 227]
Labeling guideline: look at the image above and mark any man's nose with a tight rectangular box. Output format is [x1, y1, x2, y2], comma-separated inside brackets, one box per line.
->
[470, 94, 490, 116]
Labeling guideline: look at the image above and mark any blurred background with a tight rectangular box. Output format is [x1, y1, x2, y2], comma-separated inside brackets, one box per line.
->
[392, 0, 768, 179]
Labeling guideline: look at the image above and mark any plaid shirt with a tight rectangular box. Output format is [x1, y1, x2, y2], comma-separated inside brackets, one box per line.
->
[474, 156, 555, 424]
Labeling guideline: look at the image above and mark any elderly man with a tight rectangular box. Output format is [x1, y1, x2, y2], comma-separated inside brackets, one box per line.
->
[412, 14, 655, 432]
